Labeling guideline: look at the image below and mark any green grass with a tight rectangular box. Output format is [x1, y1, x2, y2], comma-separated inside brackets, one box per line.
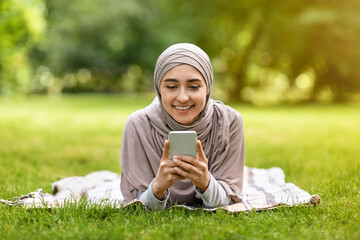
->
[0, 94, 359, 239]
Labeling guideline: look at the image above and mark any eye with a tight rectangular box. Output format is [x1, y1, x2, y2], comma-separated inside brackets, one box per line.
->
[166, 85, 177, 89]
[189, 85, 200, 89]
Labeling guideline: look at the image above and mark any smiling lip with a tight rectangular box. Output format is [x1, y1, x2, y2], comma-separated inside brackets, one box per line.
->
[173, 105, 193, 113]
[174, 105, 192, 110]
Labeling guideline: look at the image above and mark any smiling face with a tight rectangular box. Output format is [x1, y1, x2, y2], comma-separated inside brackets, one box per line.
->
[160, 64, 207, 125]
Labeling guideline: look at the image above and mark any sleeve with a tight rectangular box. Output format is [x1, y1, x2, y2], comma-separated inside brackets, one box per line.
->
[137, 180, 170, 210]
[195, 173, 232, 208]
[209, 108, 245, 203]
[120, 111, 159, 202]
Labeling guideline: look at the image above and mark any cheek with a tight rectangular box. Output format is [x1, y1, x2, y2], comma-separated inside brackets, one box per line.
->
[160, 91, 172, 108]
[161, 95, 168, 108]
[197, 91, 207, 108]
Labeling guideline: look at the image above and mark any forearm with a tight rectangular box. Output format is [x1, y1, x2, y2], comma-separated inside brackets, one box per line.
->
[195, 173, 232, 208]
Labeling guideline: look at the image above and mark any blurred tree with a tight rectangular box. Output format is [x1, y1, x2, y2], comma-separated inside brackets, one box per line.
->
[5, 0, 359, 102]
[31, 0, 178, 93]
[0, 0, 46, 95]
[205, 0, 360, 102]
[257, 0, 360, 102]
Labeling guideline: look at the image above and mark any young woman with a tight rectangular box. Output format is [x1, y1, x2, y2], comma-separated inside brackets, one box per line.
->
[120, 43, 245, 209]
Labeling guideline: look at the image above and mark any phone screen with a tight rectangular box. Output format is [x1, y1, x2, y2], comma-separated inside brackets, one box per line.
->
[168, 131, 197, 159]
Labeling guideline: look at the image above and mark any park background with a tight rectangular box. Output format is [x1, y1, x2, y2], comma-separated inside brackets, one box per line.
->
[1, 0, 359, 239]
[2, 0, 360, 104]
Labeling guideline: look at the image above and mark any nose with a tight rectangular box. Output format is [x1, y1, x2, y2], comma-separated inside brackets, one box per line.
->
[177, 88, 189, 103]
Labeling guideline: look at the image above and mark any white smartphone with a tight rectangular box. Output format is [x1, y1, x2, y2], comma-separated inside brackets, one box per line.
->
[168, 131, 197, 159]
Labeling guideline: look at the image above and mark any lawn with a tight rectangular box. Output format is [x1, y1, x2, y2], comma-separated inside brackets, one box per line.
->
[0, 94, 359, 239]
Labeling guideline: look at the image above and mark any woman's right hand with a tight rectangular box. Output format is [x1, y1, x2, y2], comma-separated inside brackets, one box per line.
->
[152, 140, 184, 200]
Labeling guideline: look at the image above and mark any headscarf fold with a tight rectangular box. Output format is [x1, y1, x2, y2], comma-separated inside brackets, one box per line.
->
[120, 43, 244, 205]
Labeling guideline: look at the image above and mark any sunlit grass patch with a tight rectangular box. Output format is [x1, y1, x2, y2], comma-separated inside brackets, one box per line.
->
[0, 95, 359, 239]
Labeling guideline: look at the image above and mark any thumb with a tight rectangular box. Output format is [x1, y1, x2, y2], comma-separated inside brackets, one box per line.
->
[196, 140, 206, 162]
[161, 140, 170, 160]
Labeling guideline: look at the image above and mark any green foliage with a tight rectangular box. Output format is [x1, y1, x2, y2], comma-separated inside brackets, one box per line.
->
[0, 95, 359, 239]
[31, 0, 156, 93]
[0, 0, 46, 95]
[1, 0, 360, 103]
[201, 0, 360, 103]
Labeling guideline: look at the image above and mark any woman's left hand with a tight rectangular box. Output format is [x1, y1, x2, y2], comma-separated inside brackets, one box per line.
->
[173, 140, 210, 193]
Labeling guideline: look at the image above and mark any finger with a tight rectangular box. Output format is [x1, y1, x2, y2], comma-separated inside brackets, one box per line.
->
[174, 167, 192, 180]
[174, 154, 203, 169]
[168, 168, 185, 180]
[161, 140, 170, 160]
[173, 155, 203, 170]
[161, 159, 188, 171]
[173, 158, 202, 176]
[196, 140, 206, 162]
[174, 166, 202, 183]
[172, 173, 185, 181]
[174, 155, 196, 165]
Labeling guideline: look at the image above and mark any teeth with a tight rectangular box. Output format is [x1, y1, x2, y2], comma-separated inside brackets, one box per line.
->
[175, 106, 191, 110]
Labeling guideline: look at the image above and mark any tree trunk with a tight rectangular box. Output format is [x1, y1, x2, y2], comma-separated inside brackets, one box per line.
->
[228, 22, 264, 102]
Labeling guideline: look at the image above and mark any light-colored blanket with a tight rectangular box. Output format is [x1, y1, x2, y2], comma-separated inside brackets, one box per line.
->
[1, 167, 320, 212]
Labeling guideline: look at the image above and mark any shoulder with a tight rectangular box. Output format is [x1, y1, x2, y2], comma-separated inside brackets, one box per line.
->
[214, 100, 243, 127]
[225, 105, 243, 125]
[124, 109, 150, 132]
[222, 105, 244, 142]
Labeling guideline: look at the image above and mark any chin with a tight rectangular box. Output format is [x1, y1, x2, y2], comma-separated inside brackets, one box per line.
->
[175, 117, 197, 125]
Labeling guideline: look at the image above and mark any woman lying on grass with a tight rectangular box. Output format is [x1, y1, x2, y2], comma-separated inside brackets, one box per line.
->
[120, 43, 245, 209]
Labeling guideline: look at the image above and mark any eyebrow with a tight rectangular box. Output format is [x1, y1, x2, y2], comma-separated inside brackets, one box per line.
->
[163, 78, 202, 83]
